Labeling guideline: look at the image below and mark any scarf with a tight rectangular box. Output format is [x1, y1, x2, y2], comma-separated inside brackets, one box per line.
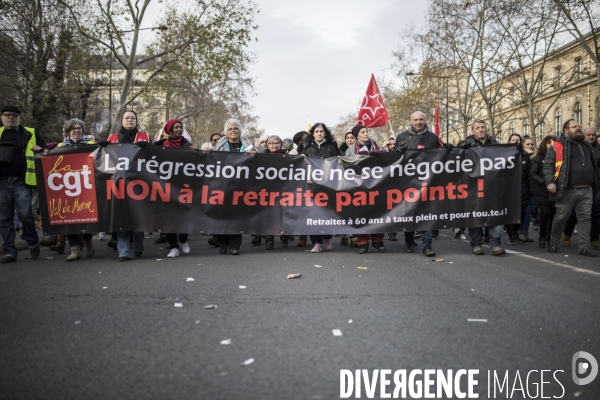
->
[408, 124, 429, 136]
[353, 139, 383, 155]
[163, 137, 183, 148]
[119, 127, 139, 144]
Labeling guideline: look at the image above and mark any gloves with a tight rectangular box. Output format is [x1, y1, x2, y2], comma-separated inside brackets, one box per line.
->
[461, 142, 471, 149]
[516, 142, 523, 152]
[443, 143, 454, 150]
[396, 145, 407, 154]
[99, 141, 109, 147]
[137, 141, 147, 148]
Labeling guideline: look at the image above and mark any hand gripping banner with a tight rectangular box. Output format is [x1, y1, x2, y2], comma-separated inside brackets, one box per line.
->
[35, 144, 521, 235]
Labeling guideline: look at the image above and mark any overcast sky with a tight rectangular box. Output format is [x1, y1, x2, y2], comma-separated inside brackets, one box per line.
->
[246, 0, 428, 137]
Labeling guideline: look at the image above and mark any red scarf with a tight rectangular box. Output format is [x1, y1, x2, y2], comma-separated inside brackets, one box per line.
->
[163, 137, 183, 148]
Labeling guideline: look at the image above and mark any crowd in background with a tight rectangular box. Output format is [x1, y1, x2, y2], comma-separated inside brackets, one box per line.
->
[1, 105, 599, 265]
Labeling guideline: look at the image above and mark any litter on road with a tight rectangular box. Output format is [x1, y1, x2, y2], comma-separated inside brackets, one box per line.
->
[157, 259, 163, 261]
[103, 287, 107, 289]
[357, 266, 368, 270]
[287, 274, 302, 279]
[203, 305, 218, 309]
[241, 358, 255, 366]
[467, 319, 488, 323]
[332, 329, 343, 336]
[75, 321, 81, 324]
[433, 259, 444, 262]
[239, 285, 246, 289]
[174, 298, 183, 307]
[220, 339, 232, 345]
[185, 278, 195, 282]
[314, 265, 322, 268]
[348, 320, 353, 324]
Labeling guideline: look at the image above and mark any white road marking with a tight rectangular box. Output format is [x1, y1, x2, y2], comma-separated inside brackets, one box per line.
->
[513, 252, 600, 277]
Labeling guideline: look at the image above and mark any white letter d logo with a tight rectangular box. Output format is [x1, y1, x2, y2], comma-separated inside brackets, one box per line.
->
[572, 351, 598, 385]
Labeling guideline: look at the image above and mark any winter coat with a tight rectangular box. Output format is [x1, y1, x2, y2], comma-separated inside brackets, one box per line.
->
[530, 153, 552, 207]
[213, 136, 254, 152]
[300, 138, 340, 158]
[518, 153, 532, 208]
[394, 126, 440, 150]
[543, 135, 600, 203]
[464, 134, 498, 146]
[345, 139, 385, 156]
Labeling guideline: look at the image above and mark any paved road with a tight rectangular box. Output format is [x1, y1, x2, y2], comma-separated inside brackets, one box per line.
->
[1, 231, 599, 399]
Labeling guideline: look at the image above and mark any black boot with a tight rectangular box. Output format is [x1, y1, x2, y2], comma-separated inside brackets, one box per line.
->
[538, 237, 546, 248]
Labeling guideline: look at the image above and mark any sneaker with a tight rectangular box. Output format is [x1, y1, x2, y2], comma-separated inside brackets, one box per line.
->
[372, 241, 386, 253]
[513, 235, 523, 244]
[167, 248, 180, 258]
[208, 238, 220, 247]
[491, 246, 506, 256]
[98, 232, 106, 241]
[460, 234, 467, 240]
[280, 236, 288, 247]
[323, 239, 332, 251]
[181, 242, 190, 254]
[311, 243, 322, 253]
[472, 246, 484, 255]
[388, 233, 397, 241]
[404, 243, 415, 253]
[547, 243, 559, 253]
[230, 249, 240, 255]
[30, 245, 40, 259]
[119, 256, 131, 262]
[579, 246, 598, 257]
[251, 235, 261, 246]
[421, 247, 436, 257]
[453, 228, 464, 238]
[134, 251, 142, 257]
[219, 244, 228, 254]
[358, 244, 368, 254]
[155, 235, 168, 244]
[1, 255, 16, 264]
[507, 237, 518, 245]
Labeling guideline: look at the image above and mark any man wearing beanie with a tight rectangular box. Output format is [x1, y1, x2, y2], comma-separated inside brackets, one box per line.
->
[0, 105, 44, 264]
[394, 111, 445, 257]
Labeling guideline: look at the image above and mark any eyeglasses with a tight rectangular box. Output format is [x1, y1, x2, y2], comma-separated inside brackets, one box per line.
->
[1, 113, 19, 118]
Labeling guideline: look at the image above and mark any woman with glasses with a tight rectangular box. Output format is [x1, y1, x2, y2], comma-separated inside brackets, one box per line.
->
[300, 123, 340, 253]
[213, 119, 255, 255]
[55, 118, 96, 261]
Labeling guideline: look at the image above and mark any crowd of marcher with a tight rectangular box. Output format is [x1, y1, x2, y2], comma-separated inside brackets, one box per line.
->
[1, 105, 599, 265]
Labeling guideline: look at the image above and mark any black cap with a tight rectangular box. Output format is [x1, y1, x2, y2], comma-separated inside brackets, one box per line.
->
[1, 105, 21, 115]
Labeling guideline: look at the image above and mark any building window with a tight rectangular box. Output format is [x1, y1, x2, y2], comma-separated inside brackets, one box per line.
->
[510, 122, 515, 134]
[538, 114, 545, 142]
[555, 108, 562, 135]
[575, 57, 582, 81]
[574, 102, 582, 125]
[523, 119, 529, 136]
[555, 66, 562, 87]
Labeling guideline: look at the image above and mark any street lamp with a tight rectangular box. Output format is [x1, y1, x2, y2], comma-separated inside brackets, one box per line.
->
[406, 72, 451, 143]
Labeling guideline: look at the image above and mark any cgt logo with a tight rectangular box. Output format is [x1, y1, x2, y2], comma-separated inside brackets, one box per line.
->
[572, 351, 598, 385]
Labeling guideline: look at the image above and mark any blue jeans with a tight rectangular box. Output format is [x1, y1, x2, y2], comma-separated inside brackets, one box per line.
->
[0, 177, 39, 258]
[468, 225, 502, 248]
[519, 194, 534, 233]
[117, 231, 145, 258]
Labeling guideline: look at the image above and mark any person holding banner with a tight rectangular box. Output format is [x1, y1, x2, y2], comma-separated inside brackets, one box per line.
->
[103, 111, 148, 261]
[213, 118, 256, 255]
[263, 135, 289, 250]
[345, 125, 386, 254]
[155, 119, 194, 257]
[301, 123, 340, 252]
[394, 111, 444, 257]
[338, 130, 355, 156]
[55, 118, 96, 261]
[463, 119, 506, 256]
[505, 133, 531, 245]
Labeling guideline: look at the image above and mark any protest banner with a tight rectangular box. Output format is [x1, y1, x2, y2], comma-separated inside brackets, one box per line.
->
[35, 144, 521, 235]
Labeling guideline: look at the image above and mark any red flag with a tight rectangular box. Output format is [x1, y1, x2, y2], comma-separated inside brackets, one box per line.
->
[434, 103, 443, 146]
[356, 74, 389, 128]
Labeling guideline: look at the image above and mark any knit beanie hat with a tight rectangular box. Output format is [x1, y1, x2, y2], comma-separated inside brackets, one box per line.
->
[351, 125, 366, 138]
[164, 119, 183, 136]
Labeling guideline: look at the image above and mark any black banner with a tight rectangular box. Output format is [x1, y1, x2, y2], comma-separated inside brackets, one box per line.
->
[35, 144, 521, 235]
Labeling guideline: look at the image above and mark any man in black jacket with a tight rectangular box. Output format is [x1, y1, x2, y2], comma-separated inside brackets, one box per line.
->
[463, 119, 506, 256]
[543, 119, 599, 256]
[394, 111, 441, 257]
[584, 127, 600, 248]
[0, 105, 44, 264]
